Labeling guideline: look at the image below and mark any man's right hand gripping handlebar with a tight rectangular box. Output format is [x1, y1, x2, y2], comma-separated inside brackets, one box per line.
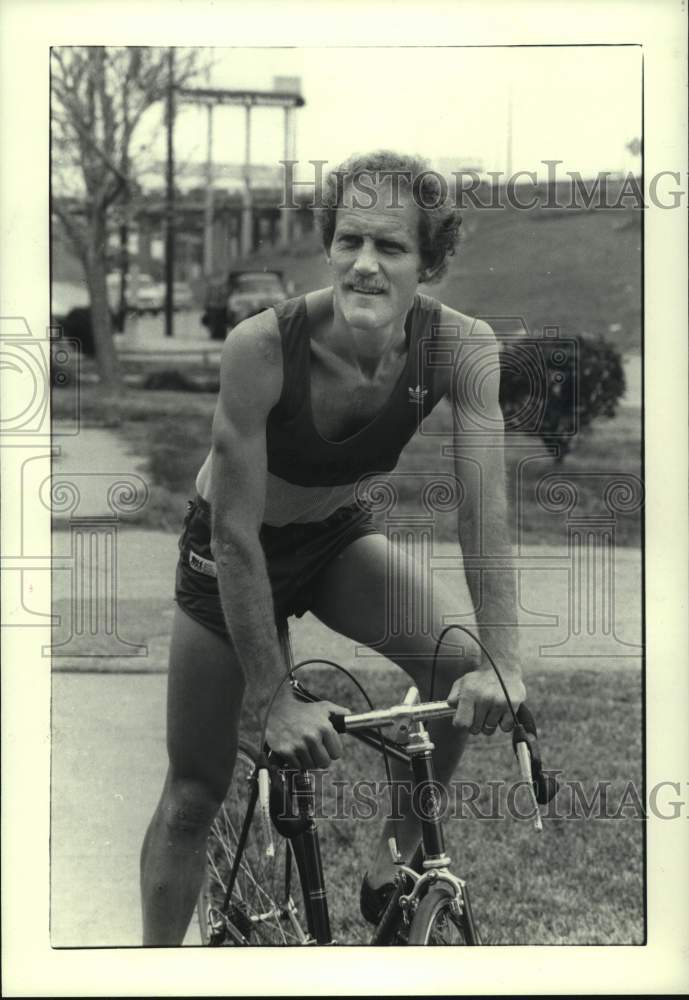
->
[264, 687, 352, 770]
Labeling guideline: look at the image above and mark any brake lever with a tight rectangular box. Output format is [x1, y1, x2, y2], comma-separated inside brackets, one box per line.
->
[512, 703, 560, 832]
[257, 765, 275, 857]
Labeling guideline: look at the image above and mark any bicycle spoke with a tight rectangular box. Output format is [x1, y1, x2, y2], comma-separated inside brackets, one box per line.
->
[199, 748, 308, 946]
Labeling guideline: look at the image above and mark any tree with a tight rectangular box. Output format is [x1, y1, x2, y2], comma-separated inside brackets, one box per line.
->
[51, 47, 203, 387]
[499, 332, 626, 462]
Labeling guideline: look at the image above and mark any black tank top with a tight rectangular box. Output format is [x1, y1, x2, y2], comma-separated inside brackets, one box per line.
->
[266, 292, 447, 496]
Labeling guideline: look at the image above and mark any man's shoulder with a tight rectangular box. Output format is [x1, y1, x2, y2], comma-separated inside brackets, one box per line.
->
[221, 285, 334, 363]
[217, 310, 284, 414]
[221, 308, 282, 367]
[303, 286, 334, 321]
[429, 299, 496, 341]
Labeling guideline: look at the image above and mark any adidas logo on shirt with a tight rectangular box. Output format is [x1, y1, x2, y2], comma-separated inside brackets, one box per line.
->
[408, 384, 428, 404]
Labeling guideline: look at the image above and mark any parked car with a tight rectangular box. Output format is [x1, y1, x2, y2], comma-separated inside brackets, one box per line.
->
[106, 273, 194, 315]
[202, 269, 293, 341]
[133, 274, 165, 315]
[53, 279, 90, 320]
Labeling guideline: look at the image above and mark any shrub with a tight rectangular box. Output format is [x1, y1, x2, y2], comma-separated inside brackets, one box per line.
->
[142, 369, 201, 392]
[499, 332, 626, 462]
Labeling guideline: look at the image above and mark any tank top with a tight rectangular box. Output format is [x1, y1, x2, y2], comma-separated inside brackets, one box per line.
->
[196, 291, 449, 526]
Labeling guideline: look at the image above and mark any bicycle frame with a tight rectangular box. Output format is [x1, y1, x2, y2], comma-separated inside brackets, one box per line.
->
[264, 682, 480, 945]
[206, 629, 551, 945]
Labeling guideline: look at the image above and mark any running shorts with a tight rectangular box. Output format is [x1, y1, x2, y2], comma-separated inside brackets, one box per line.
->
[174, 494, 381, 637]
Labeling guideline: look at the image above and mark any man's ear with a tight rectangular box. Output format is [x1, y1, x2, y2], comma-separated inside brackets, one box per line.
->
[419, 262, 441, 284]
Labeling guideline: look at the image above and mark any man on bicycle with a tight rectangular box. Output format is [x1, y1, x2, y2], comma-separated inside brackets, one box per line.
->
[140, 150, 525, 945]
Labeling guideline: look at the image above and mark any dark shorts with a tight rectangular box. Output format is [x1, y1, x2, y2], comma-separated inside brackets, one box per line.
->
[174, 494, 381, 637]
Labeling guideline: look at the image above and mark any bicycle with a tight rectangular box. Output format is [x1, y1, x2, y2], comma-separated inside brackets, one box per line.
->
[197, 630, 558, 947]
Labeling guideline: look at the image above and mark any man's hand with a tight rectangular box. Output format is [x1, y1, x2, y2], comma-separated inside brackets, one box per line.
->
[265, 690, 351, 769]
[447, 670, 526, 735]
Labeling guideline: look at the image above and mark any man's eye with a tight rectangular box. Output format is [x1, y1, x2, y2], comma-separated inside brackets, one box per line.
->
[379, 243, 403, 254]
[337, 235, 359, 246]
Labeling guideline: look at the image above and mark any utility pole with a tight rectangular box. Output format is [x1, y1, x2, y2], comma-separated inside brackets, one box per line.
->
[164, 46, 175, 338]
[203, 103, 214, 278]
[280, 105, 292, 247]
[241, 102, 253, 258]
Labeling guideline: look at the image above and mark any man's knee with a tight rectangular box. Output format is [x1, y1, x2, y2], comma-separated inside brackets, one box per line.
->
[431, 631, 481, 688]
[458, 637, 481, 675]
[162, 777, 224, 837]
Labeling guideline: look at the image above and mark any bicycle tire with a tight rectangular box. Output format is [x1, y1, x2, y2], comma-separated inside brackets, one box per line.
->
[197, 743, 309, 945]
[407, 883, 478, 946]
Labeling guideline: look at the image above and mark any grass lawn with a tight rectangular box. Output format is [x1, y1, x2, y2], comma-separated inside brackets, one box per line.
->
[247, 665, 643, 945]
[432, 204, 641, 355]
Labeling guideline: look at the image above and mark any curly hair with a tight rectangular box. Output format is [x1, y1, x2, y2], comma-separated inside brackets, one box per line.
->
[317, 150, 462, 284]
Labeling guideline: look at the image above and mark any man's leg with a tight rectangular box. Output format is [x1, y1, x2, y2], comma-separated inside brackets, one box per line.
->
[140, 606, 245, 945]
[310, 533, 480, 889]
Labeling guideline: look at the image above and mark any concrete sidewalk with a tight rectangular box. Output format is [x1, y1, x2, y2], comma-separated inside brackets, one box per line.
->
[51, 672, 170, 946]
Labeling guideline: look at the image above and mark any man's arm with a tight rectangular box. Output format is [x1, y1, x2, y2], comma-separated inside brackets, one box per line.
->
[444, 313, 525, 732]
[209, 313, 348, 767]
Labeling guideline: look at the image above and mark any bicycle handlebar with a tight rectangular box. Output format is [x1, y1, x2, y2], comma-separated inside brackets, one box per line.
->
[328, 699, 559, 806]
[288, 678, 558, 807]
[329, 699, 454, 733]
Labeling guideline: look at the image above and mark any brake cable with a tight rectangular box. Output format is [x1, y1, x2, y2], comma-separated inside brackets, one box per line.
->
[429, 622, 520, 726]
[429, 623, 547, 828]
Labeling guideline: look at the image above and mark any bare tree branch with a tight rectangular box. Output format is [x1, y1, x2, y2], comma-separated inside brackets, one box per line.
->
[50, 45, 207, 386]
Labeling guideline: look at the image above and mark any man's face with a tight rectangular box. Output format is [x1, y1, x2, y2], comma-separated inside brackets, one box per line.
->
[328, 180, 423, 341]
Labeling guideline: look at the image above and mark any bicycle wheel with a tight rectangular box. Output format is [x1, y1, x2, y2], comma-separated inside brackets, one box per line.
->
[197, 743, 309, 945]
[407, 884, 478, 945]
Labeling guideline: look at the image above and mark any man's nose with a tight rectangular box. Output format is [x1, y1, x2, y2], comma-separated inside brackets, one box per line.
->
[353, 239, 379, 274]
